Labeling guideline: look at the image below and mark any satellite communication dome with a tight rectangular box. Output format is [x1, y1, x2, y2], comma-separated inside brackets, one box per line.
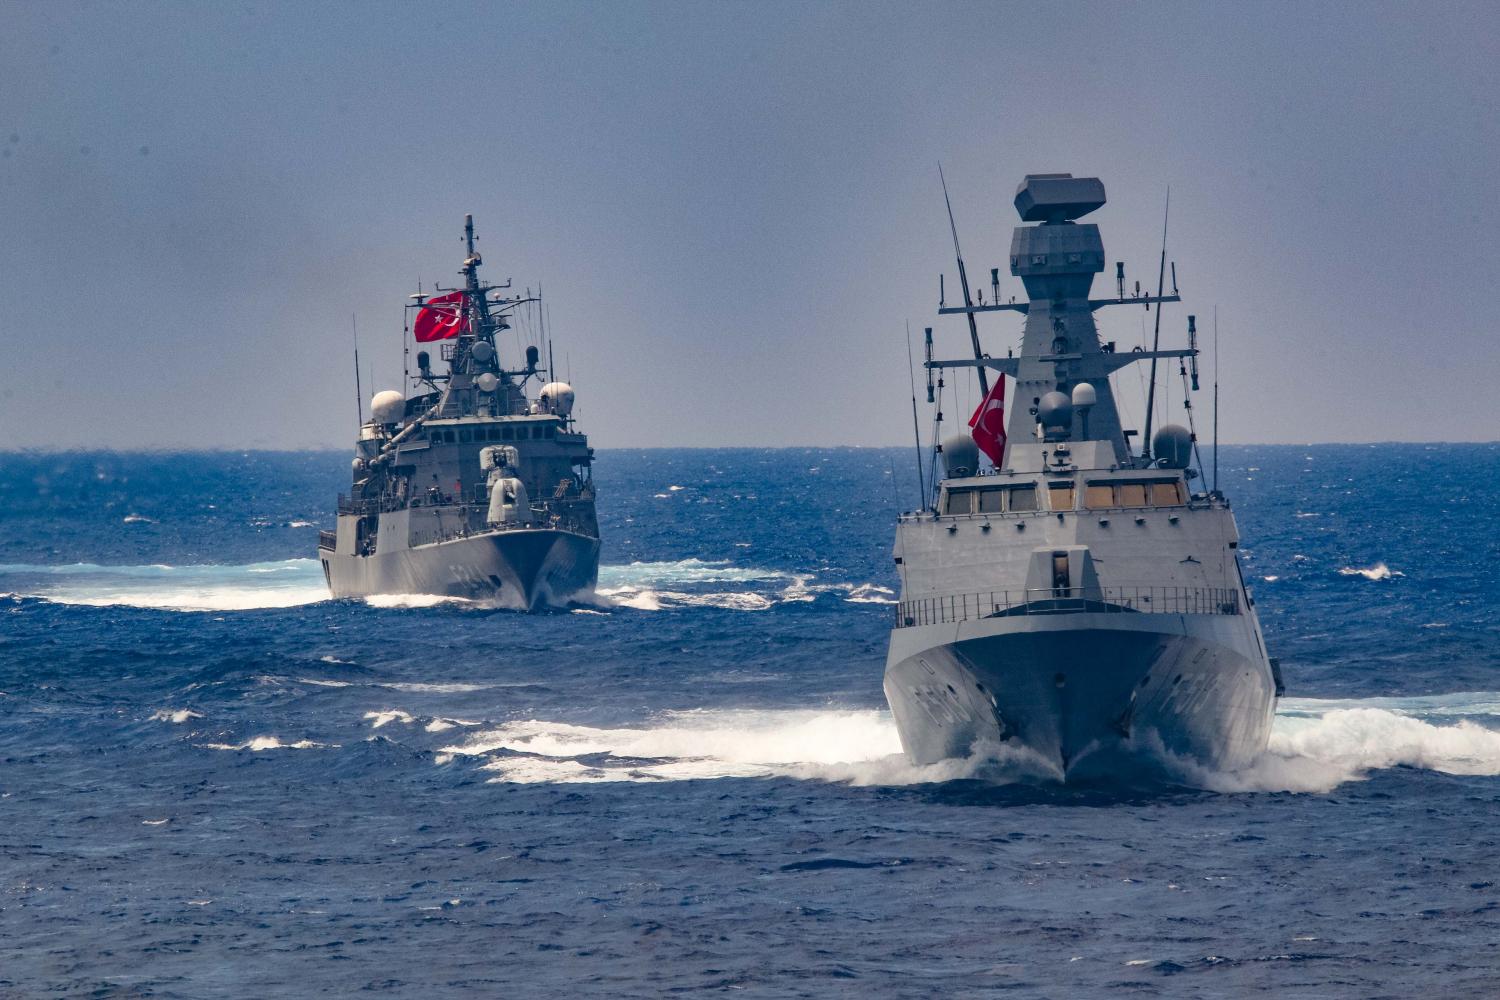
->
[1153, 424, 1194, 469]
[471, 341, 495, 364]
[370, 390, 405, 425]
[1037, 390, 1073, 441]
[475, 372, 499, 393]
[1070, 382, 1097, 409]
[941, 434, 979, 479]
[538, 381, 576, 417]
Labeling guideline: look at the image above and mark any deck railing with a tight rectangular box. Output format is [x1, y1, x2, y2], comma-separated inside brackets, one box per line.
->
[895, 586, 1240, 628]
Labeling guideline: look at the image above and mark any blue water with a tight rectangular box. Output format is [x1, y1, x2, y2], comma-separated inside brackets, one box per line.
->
[3, 445, 1500, 996]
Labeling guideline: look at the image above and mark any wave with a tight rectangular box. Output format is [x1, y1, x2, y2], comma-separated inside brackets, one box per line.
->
[435, 695, 1500, 792]
[0, 559, 329, 611]
[597, 558, 792, 588]
[150, 708, 203, 724]
[1338, 562, 1402, 581]
[0, 556, 884, 614]
[594, 561, 895, 613]
[201, 735, 338, 752]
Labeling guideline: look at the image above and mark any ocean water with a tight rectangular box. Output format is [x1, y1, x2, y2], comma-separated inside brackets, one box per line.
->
[3, 445, 1500, 997]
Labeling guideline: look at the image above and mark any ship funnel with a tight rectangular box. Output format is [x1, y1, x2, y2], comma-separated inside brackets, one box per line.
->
[940, 434, 979, 479]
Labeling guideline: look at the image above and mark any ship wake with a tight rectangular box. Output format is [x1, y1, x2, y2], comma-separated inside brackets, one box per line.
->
[433, 694, 1500, 793]
[0, 556, 887, 613]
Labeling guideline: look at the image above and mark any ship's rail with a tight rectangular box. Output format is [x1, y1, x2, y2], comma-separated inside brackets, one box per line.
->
[895, 586, 1241, 628]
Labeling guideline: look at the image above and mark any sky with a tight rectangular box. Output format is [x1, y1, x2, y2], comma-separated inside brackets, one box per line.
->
[1, 0, 1496, 449]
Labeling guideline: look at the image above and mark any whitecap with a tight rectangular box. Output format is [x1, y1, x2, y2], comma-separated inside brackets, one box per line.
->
[1338, 562, 1402, 581]
[844, 583, 898, 604]
[202, 736, 337, 752]
[379, 681, 493, 694]
[150, 709, 203, 724]
[364, 709, 415, 729]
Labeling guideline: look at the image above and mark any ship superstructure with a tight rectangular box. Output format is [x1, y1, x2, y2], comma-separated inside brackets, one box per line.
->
[318, 216, 599, 609]
[885, 175, 1280, 778]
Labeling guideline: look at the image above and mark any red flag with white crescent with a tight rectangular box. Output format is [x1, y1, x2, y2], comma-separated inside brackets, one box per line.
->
[413, 290, 468, 342]
[969, 377, 1007, 467]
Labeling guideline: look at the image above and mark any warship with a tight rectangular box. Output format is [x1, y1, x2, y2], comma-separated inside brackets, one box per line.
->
[318, 216, 599, 609]
[885, 174, 1281, 779]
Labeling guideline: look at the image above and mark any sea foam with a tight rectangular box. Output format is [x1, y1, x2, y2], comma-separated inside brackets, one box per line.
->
[436, 695, 1500, 792]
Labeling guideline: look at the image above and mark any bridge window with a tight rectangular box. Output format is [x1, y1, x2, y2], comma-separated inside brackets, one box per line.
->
[1118, 483, 1149, 507]
[1151, 481, 1185, 505]
[944, 489, 974, 515]
[502, 426, 514, 441]
[1048, 482, 1075, 511]
[1008, 486, 1037, 511]
[978, 488, 1005, 514]
[1084, 484, 1114, 509]
[459, 428, 472, 443]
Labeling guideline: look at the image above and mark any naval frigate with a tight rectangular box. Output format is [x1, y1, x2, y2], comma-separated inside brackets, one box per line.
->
[886, 174, 1281, 779]
[318, 216, 599, 610]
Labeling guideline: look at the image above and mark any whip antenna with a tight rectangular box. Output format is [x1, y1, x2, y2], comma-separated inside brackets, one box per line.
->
[1141, 187, 1170, 461]
[1213, 306, 1220, 495]
[906, 322, 927, 510]
[352, 314, 363, 426]
[939, 164, 989, 396]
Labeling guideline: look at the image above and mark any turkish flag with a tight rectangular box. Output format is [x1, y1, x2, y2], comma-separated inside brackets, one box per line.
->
[413, 290, 468, 342]
[969, 377, 1007, 468]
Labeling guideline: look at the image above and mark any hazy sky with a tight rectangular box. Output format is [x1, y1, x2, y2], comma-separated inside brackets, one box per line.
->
[2, 1, 1495, 449]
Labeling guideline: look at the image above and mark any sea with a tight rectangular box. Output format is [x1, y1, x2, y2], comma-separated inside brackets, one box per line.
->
[2, 444, 1499, 998]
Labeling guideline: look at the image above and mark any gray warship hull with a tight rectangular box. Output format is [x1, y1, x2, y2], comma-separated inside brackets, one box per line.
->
[885, 611, 1276, 778]
[321, 527, 599, 610]
[323, 215, 601, 612]
[885, 172, 1280, 781]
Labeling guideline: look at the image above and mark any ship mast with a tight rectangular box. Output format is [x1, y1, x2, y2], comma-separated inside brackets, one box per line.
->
[461, 213, 496, 348]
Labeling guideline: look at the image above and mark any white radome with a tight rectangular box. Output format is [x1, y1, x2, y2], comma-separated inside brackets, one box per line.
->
[538, 382, 576, 417]
[476, 372, 499, 393]
[370, 390, 405, 425]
